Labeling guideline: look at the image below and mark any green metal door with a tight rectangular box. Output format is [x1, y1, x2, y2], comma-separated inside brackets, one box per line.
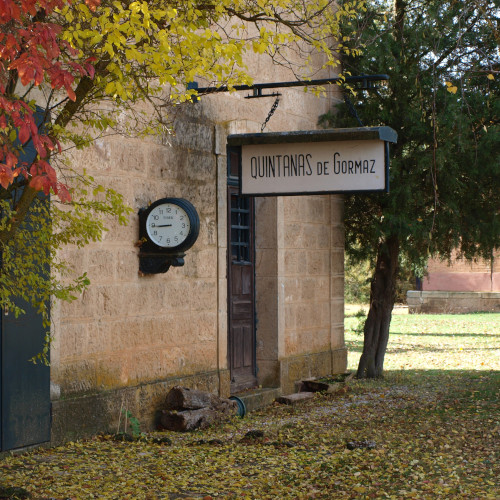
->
[0, 111, 51, 451]
[1, 298, 50, 451]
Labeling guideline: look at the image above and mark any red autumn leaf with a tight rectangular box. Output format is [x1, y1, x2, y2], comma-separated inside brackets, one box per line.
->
[5, 151, 18, 168]
[85, 61, 96, 79]
[29, 174, 45, 192]
[66, 85, 76, 101]
[85, 0, 100, 12]
[0, 164, 14, 189]
[0, 0, 21, 22]
[57, 183, 71, 202]
[18, 123, 30, 144]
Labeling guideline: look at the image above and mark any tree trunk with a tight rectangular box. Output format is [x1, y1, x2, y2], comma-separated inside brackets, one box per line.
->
[357, 235, 400, 378]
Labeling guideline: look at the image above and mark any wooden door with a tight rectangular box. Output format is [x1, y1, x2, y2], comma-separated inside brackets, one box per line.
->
[227, 181, 257, 393]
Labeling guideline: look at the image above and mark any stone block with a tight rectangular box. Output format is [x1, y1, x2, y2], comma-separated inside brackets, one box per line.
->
[283, 249, 305, 276]
[282, 277, 301, 303]
[256, 248, 278, 276]
[95, 355, 127, 390]
[330, 324, 345, 348]
[255, 198, 278, 247]
[332, 348, 348, 374]
[87, 249, 115, 282]
[330, 195, 344, 224]
[331, 299, 344, 322]
[190, 279, 218, 311]
[214, 124, 228, 155]
[190, 311, 218, 342]
[330, 225, 345, 248]
[171, 120, 214, 153]
[54, 359, 97, 396]
[331, 249, 344, 274]
[276, 392, 315, 405]
[184, 151, 215, 183]
[255, 277, 279, 319]
[283, 222, 304, 248]
[115, 249, 139, 280]
[317, 225, 331, 248]
[306, 250, 329, 275]
[58, 321, 90, 359]
[331, 275, 345, 297]
[149, 144, 188, 180]
[113, 139, 147, 174]
[302, 276, 329, 302]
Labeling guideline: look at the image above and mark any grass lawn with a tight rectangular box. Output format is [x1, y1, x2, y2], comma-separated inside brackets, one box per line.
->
[1, 312, 499, 499]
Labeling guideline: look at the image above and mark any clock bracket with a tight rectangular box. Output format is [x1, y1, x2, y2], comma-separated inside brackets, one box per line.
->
[138, 251, 185, 275]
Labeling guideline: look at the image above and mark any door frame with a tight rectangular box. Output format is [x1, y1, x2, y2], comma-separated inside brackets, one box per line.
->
[227, 146, 257, 393]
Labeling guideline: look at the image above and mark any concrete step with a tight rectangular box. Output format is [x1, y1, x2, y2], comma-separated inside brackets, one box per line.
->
[231, 387, 281, 414]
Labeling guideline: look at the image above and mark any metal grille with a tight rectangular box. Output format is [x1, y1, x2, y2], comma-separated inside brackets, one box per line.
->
[230, 194, 251, 262]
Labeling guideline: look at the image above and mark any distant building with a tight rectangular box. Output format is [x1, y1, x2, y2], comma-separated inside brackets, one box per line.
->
[407, 250, 500, 313]
[423, 250, 499, 292]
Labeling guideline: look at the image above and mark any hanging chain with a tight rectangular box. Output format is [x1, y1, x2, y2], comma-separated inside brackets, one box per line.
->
[261, 95, 280, 132]
[343, 93, 364, 127]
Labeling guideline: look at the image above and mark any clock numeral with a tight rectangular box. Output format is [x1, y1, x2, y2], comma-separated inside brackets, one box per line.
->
[174, 236, 178, 242]
[153, 215, 159, 220]
[153, 230, 157, 235]
[182, 223, 185, 228]
[166, 238, 170, 244]
[166, 207, 171, 213]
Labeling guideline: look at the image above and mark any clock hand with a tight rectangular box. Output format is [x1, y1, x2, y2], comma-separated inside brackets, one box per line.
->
[153, 224, 173, 227]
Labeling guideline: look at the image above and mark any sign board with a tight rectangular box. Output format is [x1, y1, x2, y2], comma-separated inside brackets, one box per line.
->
[227, 127, 397, 196]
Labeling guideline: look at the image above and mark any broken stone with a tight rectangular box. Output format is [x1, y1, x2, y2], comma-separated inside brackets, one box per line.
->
[160, 386, 238, 432]
[165, 386, 225, 411]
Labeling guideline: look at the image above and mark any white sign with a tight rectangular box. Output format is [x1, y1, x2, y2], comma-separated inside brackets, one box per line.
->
[240, 139, 387, 195]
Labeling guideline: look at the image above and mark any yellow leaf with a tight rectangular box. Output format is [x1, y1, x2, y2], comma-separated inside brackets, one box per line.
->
[487, 73, 495, 80]
[447, 86, 458, 94]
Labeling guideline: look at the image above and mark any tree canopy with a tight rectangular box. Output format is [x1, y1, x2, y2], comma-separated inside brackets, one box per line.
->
[1, 0, 362, 343]
[322, 0, 500, 377]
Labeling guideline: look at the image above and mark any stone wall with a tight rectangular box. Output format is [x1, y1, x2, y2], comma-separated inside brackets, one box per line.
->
[407, 291, 500, 314]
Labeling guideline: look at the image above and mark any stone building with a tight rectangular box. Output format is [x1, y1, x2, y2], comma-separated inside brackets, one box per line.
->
[24, 60, 347, 446]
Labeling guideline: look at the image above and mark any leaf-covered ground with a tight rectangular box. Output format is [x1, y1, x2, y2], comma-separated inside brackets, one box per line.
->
[1, 312, 499, 499]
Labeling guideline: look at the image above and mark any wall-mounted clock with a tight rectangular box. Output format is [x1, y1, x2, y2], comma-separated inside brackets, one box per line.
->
[138, 198, 200, 274]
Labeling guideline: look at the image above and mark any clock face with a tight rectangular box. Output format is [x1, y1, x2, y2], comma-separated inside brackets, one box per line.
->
[146, 202, 191, 248]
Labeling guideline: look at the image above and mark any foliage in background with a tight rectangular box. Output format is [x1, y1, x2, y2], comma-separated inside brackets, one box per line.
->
[345, 251, 423, 305]
[323, 0, 500, 378]
[344, 252, 372, 304]
[0, 0, 363, 333]
[1, 312, 499, 498]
